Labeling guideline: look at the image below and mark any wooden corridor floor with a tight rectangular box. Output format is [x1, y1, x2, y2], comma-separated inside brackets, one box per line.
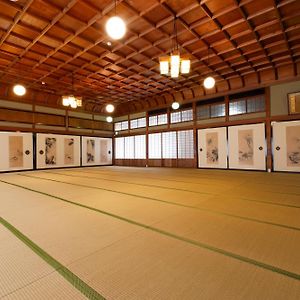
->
[0, 167, 300, 299]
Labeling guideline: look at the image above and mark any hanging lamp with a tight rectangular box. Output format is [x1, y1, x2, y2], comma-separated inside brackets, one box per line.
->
[203, 48, 215, 89]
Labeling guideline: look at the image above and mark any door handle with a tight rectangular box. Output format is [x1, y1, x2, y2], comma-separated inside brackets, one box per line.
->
[199, 148, 203, 152]
[39, 150, 44, 155]
[276, 146, 280, 151]
[258, 146, 263, 151]
[25, 150, 30, 155]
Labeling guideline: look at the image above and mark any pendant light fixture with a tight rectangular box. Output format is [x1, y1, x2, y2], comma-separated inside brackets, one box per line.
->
[203, 48, 215, 89]
[62, 73, 82, 108]
[105, 0, 126, 40]
[172, 101, 180, 110]
[106, 116, 113, 123]
[13, 84, 26, 96]
[106, 104, 115, 113]
[159, 18, 190, 77]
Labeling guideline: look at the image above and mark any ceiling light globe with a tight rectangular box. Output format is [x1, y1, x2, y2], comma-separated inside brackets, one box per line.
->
[106, 104, 115, 113]
[106, 116, 113, 123]
[13, 84, 26, 96]
[172, 102, 180, 110]
[203, 76, 215, 89]
[105, 16, 126, 40]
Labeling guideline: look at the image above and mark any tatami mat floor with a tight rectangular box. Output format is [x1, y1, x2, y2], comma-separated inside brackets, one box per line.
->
[0, 167, 300, 299]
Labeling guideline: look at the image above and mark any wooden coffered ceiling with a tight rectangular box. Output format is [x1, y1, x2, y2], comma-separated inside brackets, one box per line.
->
[0, 0, 299, 115]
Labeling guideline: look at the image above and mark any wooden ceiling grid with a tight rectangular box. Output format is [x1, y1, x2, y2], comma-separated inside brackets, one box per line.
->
[0, 0, 299, 114]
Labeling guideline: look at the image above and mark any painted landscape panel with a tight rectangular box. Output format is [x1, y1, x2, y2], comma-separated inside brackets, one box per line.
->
[64, 138, 74, 165]
[238, 129, 254, 165]
[9, 136, 23, 168]
[286, 125, 300, 166]
[206, 132, 218, 164]
[45, 137, 56, 165]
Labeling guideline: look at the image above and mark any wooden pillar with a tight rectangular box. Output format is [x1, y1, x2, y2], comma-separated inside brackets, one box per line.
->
[146, 111, 149, 167]
[225, 95, 229, 122]
[265, 87, 272, 171]
[192, 101, 197, 168]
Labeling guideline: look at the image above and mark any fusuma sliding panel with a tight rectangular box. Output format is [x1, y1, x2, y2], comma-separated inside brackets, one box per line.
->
[273, 120, 300, 172]
[198, 127, 227, 169]
[82, 136, 112, 166]
[36, 133, 80, 169]
[0, 132, 33, 172]
[228, 123, 266, 170]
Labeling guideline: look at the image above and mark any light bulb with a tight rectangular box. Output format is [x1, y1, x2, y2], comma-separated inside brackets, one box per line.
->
[13, 84, 26, 96]
[203, 76, 215, 89]
[172, 102, 180, 110]
[62, 96, 70, 106]
[106, 116, 113, 123]
[105, 16, 126, 40]
[159, 58, 169, 75]
[106, 104, 115, 113]
[181, 59, 190, 74]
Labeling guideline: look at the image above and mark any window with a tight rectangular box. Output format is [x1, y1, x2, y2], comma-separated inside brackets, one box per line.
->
[134, 135, 146, 159]
[149, 113, 168, 127]
[229, 95, 265, 115]
[210, 103, 225, 118]
[115, 137, 125, 159]
[171, 109, 193, 123]
[115, 121, 129, 131]
[130, 117, 146, 129]
[170, 111, 181, 123]
[162, 132, 177, 158]
[197, 105, 210, 120]
[178, 130, 194, 159]
[148, 133, 162, 159]
[124, 136, 134, 159]
[229, 100, 246, 115]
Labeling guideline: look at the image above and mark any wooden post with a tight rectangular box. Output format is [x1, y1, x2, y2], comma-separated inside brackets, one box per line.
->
[265, 87, 272, 171]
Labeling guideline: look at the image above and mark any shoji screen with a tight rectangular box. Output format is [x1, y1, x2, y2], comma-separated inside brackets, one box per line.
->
[124, 136, 135, 159]
[115, 137, 125, 159]
[178, 130, 194, 159]
[162, 131, 177, 158]
[149, 133, 162, 159]
[134, 135, 146, 159]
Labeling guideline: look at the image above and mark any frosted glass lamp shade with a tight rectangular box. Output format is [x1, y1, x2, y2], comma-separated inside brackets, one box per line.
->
[181, 59, 190, 74]
[106, 104, 115, 113]
[105, 16, 126, 40]
[204, 76, 215, 89]
[172, 102, 180, 110]
[106, 116, 113, 123]
[13, 84, 26, 96]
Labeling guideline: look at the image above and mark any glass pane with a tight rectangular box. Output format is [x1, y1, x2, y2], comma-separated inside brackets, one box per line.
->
[181, 109, 193, 122]
[157, 114, 167, 125]
[148, 133, 162, 159]
[130, 119, 138, 129]
[138, 117, 146, 128]
[114, 122, 122, 131]
[170, 111, 181, 123]
[134, 135, 146, 159]
[149, 116, 157, 126]
[162, 131, 177, 159]
[211, 103, 225, 117]
[121, 121, 129, 130]
[229, 100, 246, 115]
[247, 95, 265, 113]
[197, 105, 210, 120]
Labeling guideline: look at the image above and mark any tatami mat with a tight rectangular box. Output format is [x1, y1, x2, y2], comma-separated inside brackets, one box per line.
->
[0, 167, 300, 299]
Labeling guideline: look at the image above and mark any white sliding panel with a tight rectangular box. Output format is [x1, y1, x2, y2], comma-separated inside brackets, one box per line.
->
[0, 132, 33, 172]
[228, 123, 266, 170]
[37, 133, 80, 169]
[134, 135, 146, 159]
[124, 136, 135, 159]
[162, 131, 177, 158]
[81, 136, 112, 166]
[148, 133, 162, 159]
[178, 130, 194, 159]
[273, 120, 300, 172]
[115, 137, 125, 159]
[198, 127, 227, 168]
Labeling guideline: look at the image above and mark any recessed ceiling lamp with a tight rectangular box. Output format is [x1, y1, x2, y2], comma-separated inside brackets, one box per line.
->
[203, 48, 215, 89]
[106, 104, 115, 113]
[106, 116, 113, 123]
[13, 84, 26, 96]
[105, 1, 126, 40]
[159, 18, 190, 77]
[171, 101, 180, 110]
